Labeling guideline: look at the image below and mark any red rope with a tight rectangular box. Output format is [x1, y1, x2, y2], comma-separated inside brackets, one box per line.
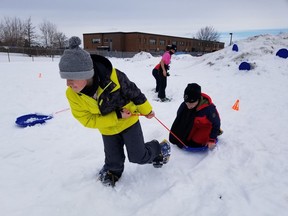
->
[54, 108, 70, 115]
[132, 113, 187, 147]
[153, 116, 187, 148]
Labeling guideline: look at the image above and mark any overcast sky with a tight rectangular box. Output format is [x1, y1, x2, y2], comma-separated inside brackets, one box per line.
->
[1, 0, 288, 43]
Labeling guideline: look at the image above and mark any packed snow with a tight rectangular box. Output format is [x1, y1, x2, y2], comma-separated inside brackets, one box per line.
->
[1, 33, 288, 216]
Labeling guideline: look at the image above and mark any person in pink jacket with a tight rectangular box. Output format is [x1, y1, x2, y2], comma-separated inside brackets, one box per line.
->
[158, 44, 177, 102]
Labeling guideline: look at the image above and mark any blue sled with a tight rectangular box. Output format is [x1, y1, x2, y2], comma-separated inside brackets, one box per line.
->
[15, 114, 53, 127]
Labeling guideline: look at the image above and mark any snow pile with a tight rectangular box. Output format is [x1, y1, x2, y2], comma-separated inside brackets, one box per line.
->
[197, 33, 288, 70]
[130, 51, 154, 61]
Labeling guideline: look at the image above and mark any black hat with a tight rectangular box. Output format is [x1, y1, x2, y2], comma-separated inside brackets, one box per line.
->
[170, 44, 177, 51]
[184, 83, 201, 103]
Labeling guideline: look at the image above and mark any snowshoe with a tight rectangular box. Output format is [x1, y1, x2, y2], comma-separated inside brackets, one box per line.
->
[153, 139, 171, 168]
[98, 167, 120, 187]
[153, 97, 172, 103]
[160, 97, 171, 102]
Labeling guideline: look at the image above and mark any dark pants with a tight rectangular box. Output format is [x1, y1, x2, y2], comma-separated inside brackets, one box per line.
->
[101, 121, 160, 176]
[158, 70, 167, 99]
[152, 68, 160, 92]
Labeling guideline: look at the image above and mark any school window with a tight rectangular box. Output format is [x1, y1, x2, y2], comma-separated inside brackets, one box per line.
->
[159, 40, 165, 45]
[149, 39, 157, 45]
[92, 38, 101, 44]
[104, 38, 109, 43]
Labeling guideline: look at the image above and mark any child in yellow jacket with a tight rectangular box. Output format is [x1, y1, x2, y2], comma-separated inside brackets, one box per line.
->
[59, 37, 170, 187]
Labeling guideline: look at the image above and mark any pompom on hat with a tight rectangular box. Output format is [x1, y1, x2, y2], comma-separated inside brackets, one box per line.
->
[59, 36, 94, 80]
[184, 83, 201, 103]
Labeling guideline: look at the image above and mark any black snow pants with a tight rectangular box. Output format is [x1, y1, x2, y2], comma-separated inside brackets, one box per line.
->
[101, 121, 161, 176]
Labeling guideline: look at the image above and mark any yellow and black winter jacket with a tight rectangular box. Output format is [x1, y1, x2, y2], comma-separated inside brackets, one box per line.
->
[66, 54, 152, 135]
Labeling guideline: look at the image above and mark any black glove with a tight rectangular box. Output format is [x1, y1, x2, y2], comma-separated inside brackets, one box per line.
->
[115, 109, 122, 118]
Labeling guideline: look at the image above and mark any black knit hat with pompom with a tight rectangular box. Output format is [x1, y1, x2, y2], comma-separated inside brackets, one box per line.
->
[59, 36, 94, 80]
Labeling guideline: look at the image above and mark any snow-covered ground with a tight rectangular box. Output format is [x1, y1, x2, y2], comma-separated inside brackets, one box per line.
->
[1, 33, 288, 216]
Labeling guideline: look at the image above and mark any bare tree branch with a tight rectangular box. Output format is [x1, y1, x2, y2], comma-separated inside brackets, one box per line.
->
[196, 26, 220, 41]
[0, 16, 25, 46]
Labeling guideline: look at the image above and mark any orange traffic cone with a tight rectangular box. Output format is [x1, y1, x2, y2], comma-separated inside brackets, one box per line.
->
[232, 99, 239, 111]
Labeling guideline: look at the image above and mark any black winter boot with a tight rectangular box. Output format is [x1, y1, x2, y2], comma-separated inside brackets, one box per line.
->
[98, 167, 121, 187]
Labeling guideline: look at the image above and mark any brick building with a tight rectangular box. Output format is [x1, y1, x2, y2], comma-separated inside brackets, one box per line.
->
[83, 32, 224, 54]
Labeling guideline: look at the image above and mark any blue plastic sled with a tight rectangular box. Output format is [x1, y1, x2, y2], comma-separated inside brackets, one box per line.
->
[183, 145, 209, 152]
[15, 114, 53, 127]
[181, 138, 219, 152]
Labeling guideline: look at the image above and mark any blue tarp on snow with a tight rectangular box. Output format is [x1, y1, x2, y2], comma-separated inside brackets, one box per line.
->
[239, 62, 251, 71]
[232, 44, 239, 52]
[276, 48, 288, 59]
